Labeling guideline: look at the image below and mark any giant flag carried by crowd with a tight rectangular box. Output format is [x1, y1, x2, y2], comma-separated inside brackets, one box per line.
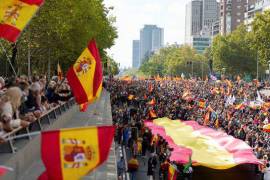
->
[39, 126, 115, 180]
[0, 0, 44, 42]
[67, 40, 103, 105]
[145, 118, 261, 169]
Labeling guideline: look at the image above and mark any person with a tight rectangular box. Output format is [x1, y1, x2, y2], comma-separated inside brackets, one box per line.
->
[147, 153, 157, 180]
[117, 156, 125, 180]
[264, 163, 270, 180]
[128, 155, 139, 180]
[0, 87, 29, 131]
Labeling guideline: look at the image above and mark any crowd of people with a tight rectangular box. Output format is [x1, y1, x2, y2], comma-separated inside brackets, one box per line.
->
[106, 77, 270, 180]
[0, 75, 72, 139]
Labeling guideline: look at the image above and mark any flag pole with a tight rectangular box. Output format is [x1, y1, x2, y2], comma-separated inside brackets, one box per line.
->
[0, 42, 17, 77]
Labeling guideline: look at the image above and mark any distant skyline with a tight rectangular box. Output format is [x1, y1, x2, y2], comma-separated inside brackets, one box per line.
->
[104, 0, 190, 68]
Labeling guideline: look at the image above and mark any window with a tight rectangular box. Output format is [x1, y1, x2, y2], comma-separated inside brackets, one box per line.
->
[237, 19, 241, 23]
[237, 12, 241, 16]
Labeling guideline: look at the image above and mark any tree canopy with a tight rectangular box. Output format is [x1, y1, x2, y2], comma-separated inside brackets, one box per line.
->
[0, 0, 118, 76]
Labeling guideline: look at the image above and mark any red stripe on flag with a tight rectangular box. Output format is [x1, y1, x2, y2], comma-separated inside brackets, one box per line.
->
[20, 0, 45, 6]
[88, 40, 103, 97]
[66, 67, 88, 104]
[0, 24, 21, 42]
[97, 126, 115, 165]
[40, 131, 63, 180]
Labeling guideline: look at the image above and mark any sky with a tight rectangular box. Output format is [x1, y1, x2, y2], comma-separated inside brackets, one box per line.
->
[104, 0, 190, 68]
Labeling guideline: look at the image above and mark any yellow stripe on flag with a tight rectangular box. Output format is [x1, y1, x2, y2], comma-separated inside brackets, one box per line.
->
[153, 118, 235, 169]
[72, 48, 96, 102]
[0, 0, 38, 30]
[60, 127, 100, 179]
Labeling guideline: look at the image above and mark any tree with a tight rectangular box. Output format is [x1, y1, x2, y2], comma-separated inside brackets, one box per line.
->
[252, 10, 270, 65]
[210, 24, 257, 76]
[139, 45, 207, 77]
[0, 0, 118, 76]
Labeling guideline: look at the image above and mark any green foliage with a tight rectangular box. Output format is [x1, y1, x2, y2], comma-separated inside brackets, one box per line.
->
[210, 24, 258, 76]
[103, 55, 120, 76]
[0, 0, 117, 76]
[139, 45, 208, 77]
[252, 10, 270, 65]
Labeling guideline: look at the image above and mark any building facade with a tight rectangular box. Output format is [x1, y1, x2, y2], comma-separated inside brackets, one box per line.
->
[220, 0, 247, 35]
[139, 25, 164, 66]
[191, 36, 212, 53]
[202, 0, 220, 34]
[132, 40, 140, 68]
[185, 0, 203, 44]
[245, 0, 270, 31]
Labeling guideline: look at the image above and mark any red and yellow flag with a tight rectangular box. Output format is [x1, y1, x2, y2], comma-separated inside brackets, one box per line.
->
[168, 164, 177, 180]
[39, 126, 115, 180]
[67, 40, 103, 105]
[148, 99, 156, 105]
[57, 63, 63, 81]
[198, 100, 206, 109]
[128, 94, 135, 100]
[79, 103, 88, 112]
[145, 118, 261, 170]
[149, 110, 157, 119]
[0, 0, 44, 42]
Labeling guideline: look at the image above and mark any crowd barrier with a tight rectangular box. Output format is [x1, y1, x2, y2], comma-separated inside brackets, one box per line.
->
[0, 98, 76, 153]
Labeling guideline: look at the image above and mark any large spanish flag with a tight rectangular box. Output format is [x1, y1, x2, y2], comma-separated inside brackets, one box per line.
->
[39, 126, 115, 180]
[145, 118, 261, 170]
[0, 0, 44, 42]
[67, 40, 103, 105]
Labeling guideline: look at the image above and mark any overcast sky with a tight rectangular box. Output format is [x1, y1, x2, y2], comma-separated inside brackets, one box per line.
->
[104, 0, 190, 68]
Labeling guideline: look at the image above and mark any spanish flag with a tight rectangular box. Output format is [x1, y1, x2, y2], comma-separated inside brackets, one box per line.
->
[57, 63, 63, 81]
[198, 100, 206, 108]
[67, 40, 103, 105]
[149, 110, 157, 119]
[168, 164, 177, 180]
[145, 118, 261, 170]
[148, 99, 156, 105]
[0, 0, 44, 42]
[79, 103, 88, 112]
[39, 126, 115, 180]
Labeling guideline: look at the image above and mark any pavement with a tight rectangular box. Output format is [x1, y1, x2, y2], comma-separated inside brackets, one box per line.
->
[16, 90, 117, 180]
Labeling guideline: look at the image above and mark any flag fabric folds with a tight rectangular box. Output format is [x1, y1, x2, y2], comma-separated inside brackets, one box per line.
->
[67, 40, 103, 105]
[145, 118, 261, 170]
[39, 126, 115, 180]
[0, 0, 44, 42]
[168, 164, 177, 180]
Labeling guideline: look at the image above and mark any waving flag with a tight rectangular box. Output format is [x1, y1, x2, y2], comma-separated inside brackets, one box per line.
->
[57, 63, 63, 81]
[39, 126, 115, 180]
[168, 164, 177, 180]
[145, 118, 261, 170]
[0, 0, 44, 42]
[67, 40, 103, 105]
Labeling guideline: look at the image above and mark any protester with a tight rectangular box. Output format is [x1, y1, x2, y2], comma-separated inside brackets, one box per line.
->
[107, 77, 270, 179]
[117, 156, 125, 180]
[127, 155, 139, 180]
[0, 75, 72, 137]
